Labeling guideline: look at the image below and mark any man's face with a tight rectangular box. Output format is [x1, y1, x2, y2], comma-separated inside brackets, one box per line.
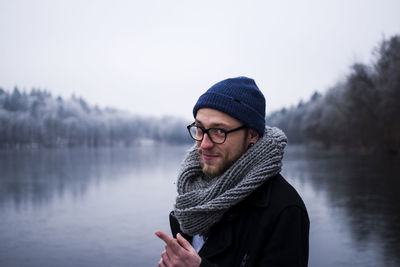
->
[195, 108, 250, 177]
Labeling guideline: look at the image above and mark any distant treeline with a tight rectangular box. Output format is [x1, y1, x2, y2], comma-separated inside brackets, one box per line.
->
[2, 35, 399, 151]
[0, 89, 192, 148]
[267, 35, 400, 153]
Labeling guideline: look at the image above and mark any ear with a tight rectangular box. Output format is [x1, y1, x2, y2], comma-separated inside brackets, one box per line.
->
[247, 129, 260, 145]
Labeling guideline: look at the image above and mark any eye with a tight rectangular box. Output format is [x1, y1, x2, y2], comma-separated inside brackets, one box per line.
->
[213, 128, 225, 136]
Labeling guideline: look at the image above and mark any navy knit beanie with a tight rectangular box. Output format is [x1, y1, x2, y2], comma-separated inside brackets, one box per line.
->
[193, 76, 266, 137]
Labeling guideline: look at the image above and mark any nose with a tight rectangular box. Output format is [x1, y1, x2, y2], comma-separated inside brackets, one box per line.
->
[199, 133, 214, 149]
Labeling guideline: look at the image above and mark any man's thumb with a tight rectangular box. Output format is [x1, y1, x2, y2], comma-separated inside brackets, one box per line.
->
[177, 233, 194, 251]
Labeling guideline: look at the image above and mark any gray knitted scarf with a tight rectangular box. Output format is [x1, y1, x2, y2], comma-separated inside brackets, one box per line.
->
[174, 126, 287, 236]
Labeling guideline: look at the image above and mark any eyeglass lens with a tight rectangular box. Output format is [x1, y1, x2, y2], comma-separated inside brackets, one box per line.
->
[189, 126, 225, 143]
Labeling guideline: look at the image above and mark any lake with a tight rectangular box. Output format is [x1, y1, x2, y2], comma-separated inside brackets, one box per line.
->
[0, 145, 399, 266]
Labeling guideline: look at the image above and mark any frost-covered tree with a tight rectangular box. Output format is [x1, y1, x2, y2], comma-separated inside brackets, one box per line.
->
[266, 34, 400, 153]
[0, 89, 191, 148]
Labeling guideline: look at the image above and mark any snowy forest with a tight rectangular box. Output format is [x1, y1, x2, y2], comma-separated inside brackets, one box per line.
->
[0, 89, 191, 148]
[1, 35, 399, 152]
[267, 35, 400, 154]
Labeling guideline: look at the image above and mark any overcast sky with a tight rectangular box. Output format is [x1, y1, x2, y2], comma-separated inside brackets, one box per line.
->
[0, 0, 399, 120]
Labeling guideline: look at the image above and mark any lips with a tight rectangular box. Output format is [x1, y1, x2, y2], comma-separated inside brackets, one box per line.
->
[202, 153, 219, 161]
[198, 149, 219, 162]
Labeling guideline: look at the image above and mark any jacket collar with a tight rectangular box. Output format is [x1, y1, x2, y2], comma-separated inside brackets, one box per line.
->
[169, 212, 192, 242]
[169, 175, 277, 258]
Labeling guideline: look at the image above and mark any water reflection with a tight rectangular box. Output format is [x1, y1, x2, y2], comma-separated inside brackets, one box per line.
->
[0, 145, 188, 267]
[0, 146, 179, 209]
[0, 145, 399, 266]
[282, 146, 400, 267]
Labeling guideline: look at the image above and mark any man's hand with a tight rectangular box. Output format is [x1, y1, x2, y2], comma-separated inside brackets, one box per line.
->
[155, 231, 202, 267]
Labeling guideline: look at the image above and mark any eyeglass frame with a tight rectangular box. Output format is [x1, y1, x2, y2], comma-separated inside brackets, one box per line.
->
[186, 122, 247, 144]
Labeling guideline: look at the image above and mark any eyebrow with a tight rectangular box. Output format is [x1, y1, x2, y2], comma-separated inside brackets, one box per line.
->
[195, 120, 230, 128]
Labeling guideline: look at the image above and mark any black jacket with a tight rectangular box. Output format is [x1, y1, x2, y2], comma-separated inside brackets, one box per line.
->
[169, 174, 309, 267]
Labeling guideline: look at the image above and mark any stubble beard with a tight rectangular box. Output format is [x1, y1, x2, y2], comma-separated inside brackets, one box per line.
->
[198, 141, 248, 178]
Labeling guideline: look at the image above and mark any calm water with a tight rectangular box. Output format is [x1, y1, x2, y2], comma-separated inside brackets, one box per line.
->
[0, 145, 399, 267]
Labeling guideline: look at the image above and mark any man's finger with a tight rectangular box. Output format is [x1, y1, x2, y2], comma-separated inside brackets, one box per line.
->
[155, 231, 174, 245]
[156, 231, 183, 254]
[177, 233, 195, 252]
[161, 250, 171, 266]
[165, 243, 179, 260]
[158, 257, 166, 267]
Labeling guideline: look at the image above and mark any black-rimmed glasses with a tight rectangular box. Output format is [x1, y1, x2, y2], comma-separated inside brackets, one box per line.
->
[187, 123, 247, 144]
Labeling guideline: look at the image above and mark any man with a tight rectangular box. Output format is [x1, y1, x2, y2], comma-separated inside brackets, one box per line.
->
[155, 77, 309, 267]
